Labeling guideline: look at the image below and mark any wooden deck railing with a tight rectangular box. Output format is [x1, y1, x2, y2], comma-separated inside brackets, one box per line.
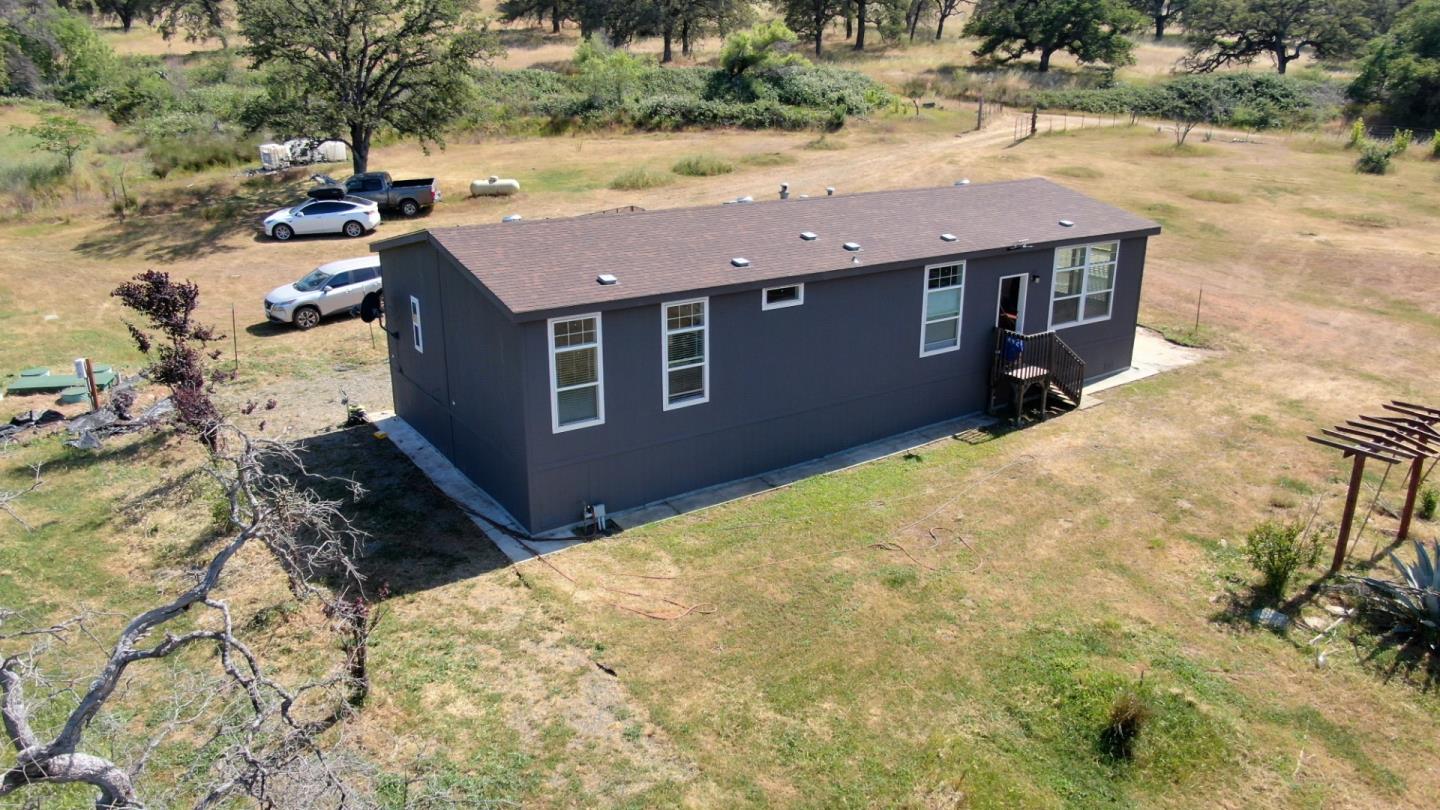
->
[990, 328, 1086, 416]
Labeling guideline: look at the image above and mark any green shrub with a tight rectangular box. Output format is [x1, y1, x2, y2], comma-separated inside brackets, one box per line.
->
[1100, 689, 1153, 761]
[628, 96, 822, 131]
[672, 154, 734, 177]
[1243, 520, 1319, 597]
[1355, 140, 1399, 174]
[1420, 487, 1438, 521]
[740, 151, 797, 167]
[1347, 118, 1366, 148]
[147, 133, 252, 178]
[608, 167, 671, 190]
[1393, 129, 1414, 152]
[1035, 73, 1340, 130]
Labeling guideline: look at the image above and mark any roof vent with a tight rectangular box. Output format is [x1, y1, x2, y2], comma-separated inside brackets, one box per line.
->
[737, 195, 754, 204]
[826, 186, 835, 196]
[1059, 219, 1075, 227]
[502, 214, 522, 223]
[940, 233, 957, 242]
[800, 231, 818, 241]
[843, 242, 861, 252]
[731, 257, 751, 268]
[597, 273, 618, 286]
[954, 179, 971, 186]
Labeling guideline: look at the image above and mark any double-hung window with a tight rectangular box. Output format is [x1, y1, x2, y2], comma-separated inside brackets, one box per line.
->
[549, 314, 604, 432]
[1051, 241, 1118, 328]
[662, 299, 708, 409]
[919, 262, 964, 356]
[409, 296, 423, 353]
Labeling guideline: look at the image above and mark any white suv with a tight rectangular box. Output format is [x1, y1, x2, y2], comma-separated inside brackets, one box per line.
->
[264, 257, 382, 330]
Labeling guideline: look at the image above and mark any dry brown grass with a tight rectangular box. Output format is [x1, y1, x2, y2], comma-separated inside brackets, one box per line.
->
[3, 55, 1439, 804]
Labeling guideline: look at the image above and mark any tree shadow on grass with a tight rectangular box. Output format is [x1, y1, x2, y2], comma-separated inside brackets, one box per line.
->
[287, 424, 511, 598]
[71, 174, 310, 264]
[1353, 626, 1440, 692]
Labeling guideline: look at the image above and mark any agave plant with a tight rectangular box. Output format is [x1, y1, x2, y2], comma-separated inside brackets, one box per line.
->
[1358, 540, 1440, 645]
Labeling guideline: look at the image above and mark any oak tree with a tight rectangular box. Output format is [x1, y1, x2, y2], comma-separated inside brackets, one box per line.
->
[964, 0, 1144, 72]
[1182, 0, 1374, 74]
[237, 0, 503, 174]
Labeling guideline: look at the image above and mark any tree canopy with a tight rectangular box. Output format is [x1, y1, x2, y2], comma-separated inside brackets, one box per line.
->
[1349, 0, 1440, 126]
[780, 0, 849, 55]
[10, 112, 95, 171]
[963, 0, 1145, 72]
[1182, 0, 1374, 74]
[1129, 0, 1187, 40]
[236, 0, 502, 174]
[719, 19, 805, 76]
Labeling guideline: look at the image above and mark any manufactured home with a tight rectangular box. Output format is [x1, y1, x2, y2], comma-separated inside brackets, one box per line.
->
[372, 179, 1161, 534]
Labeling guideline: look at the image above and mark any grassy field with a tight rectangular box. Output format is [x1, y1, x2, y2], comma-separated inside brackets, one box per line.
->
[2, 19, 1439, 808]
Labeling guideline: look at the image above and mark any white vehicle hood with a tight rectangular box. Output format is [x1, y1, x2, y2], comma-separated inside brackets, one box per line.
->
[265, 284, 305, 305]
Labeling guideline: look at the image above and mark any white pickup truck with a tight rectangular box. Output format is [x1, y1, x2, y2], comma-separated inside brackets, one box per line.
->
[264, 257, 382, 330]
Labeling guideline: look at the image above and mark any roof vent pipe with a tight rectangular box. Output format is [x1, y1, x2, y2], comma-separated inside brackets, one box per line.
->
[779, 183, 790, 200]
[826, 186, 835, 196]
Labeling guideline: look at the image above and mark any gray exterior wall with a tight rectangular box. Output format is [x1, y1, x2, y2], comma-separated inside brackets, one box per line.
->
[383, 234, 1148, 533]
[382, 244, 535, 527]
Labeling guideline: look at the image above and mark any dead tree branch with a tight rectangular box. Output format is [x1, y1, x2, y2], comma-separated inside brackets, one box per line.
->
[0, 425, 377, 808]
[0, 466, 43, 532]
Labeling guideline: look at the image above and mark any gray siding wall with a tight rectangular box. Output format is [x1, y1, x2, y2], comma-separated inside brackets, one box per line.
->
[382, 245, 534, 527]
[515, 236, 1149, 531]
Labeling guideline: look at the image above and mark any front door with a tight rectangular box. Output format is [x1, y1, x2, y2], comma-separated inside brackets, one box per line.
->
[996, 274, 1028, 333]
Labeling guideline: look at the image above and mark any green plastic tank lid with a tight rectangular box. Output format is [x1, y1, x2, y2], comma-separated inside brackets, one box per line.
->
[19, 367, 49, 377]
[90, 365, 112, 374]
[59, 386, 91, 404]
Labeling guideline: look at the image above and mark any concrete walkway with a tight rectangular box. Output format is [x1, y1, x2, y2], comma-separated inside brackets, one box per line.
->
[375, 327, 1208, 564]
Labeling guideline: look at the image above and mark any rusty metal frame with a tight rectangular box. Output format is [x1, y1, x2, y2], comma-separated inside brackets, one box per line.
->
[1307, 401, 1440, 574]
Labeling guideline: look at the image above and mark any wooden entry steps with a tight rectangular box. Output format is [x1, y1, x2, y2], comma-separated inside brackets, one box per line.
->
[987, 328, 1086, 424]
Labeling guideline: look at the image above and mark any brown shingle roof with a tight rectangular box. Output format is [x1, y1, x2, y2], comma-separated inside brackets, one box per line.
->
[373, 178, 1159, 319]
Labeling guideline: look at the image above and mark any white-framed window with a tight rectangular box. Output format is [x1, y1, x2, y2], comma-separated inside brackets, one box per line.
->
[1050, 241, 1118, 329]
[548, 313, 604, 433]
[662, 298, 708, 410]
[762, 284, 804, 310]
[409, 296, 423, 353]
[919, 262, 965, 357]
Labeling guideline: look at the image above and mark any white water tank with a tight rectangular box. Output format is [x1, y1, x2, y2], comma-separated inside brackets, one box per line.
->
[470, 176, 521, 197]
[258, 143, 289, 170]
[317, 141, 349, 163]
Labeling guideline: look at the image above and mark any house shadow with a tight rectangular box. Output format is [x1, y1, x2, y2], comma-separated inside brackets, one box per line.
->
[287, 425, 512, 598]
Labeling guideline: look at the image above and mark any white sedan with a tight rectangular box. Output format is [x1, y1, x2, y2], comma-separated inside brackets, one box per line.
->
[264, 256, 382, 330]
[261, 197, 381, 241]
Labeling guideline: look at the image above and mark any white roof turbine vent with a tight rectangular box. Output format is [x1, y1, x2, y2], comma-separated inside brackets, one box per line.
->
[940, 233, 958, 242]
[800, 231, 818, 241]
[731, 257, 751, 268]
[596, 273, 618, 286]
